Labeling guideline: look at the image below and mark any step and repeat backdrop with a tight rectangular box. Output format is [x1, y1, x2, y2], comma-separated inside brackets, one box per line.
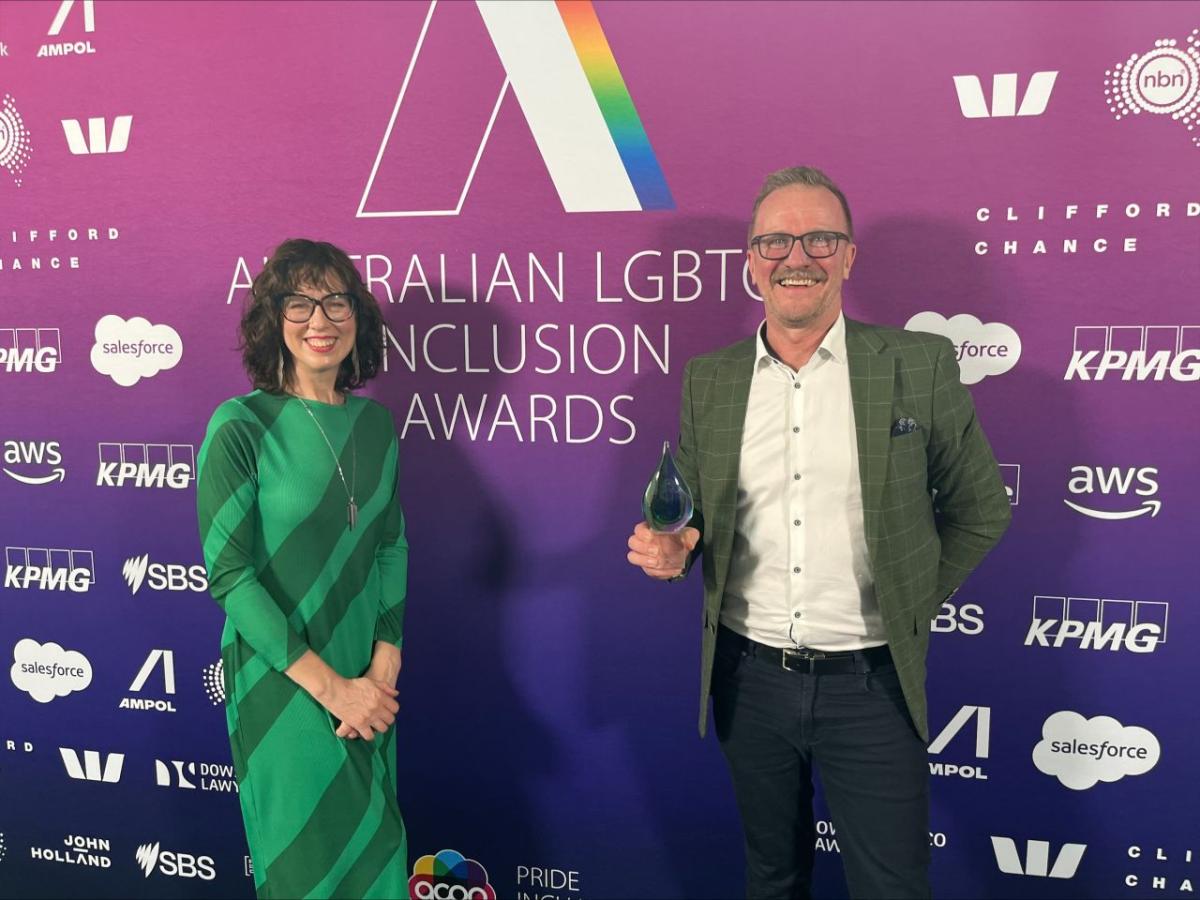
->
[1, 1, 1197, 898]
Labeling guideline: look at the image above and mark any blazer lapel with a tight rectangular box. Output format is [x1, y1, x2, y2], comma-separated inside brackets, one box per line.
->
[845, 318, 895, 548]
[705, 345, 754, 601]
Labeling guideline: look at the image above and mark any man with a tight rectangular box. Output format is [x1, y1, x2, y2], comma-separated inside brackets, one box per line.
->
[626, 167, 1010, 899]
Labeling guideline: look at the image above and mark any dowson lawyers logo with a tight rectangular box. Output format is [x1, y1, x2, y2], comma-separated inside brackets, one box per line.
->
[0, 328, 60, 373]
[1106, 28, 1200, 149]
[410, 849, 497, 900]
[90, 315, 182, 386]
[1033, 711, 1160, 790]
[991, 837, 1086, 879]
[904, 312, 1020, 384]
[10, 639, 92, 703]
[1064, 465, 1161, 520]
[155, 758, 238, 793]
[927, 705, 990, 780]
[135, 842, 216, 881]
[4, 546, 94, 592]
[360, 0, 672, 217]
[59, 747, 124, 783]
[0, 94, 34, 187]
[953, 70, 1058, 118]
[97, 443, 195, 489]
[1066, 325, 1200, 382]
[1026, 595, 1167, 654]
[62, 116, 132, 155]
[122, 554, 208, 594]
[2, 439, 64, 485]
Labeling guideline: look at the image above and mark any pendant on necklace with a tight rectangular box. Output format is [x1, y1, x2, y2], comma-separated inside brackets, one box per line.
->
[347, 500, 358, 531]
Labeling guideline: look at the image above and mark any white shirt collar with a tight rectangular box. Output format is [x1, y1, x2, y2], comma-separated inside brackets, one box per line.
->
[753, 311, 848, 370]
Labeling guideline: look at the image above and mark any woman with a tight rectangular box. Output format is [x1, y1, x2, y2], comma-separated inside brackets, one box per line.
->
[196, 239, 408, 899]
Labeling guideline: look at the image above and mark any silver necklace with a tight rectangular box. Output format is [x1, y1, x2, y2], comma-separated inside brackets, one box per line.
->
[294, 396, 357, 530]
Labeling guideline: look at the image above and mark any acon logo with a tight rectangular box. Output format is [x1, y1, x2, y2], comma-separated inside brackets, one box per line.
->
[409, 849, 497, 900]
[1066, 325, 1200, 382]
[1064, 465, 1161, 520]
[122, 555, 208, 594]
[904, 312, 1020, 384]
[2, 440, 65, 485]
[134, 843, 216, 881]
[4, 546, 94, 592]
[97, 443, 195, 489]
[0, 328, 61, 373]
[1026, 595, 1167, 654]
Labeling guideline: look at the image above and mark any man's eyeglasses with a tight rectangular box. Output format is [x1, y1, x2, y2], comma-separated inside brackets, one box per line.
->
[279, 292, 356, 323]
[750, 231, 850, 260]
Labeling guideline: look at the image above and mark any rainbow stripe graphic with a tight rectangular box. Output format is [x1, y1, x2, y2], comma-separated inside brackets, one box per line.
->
[555, 0, 674, 210]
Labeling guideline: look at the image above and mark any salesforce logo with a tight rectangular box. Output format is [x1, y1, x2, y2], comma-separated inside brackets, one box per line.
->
[10, 638, 93, 702]
[1033, 710, 1160, 790]
[905, 311, 1021, 384]
[90, 315, 182, 387]
[409, 849, 496, 900]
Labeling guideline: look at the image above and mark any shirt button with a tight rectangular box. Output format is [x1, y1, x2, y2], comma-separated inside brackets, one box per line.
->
[792, 426, 800, 433]
[793, 611, 802, 619]
[793, 383, 801, 390]
[793, 566, 801, 574]
[794, 473, 801, 480]
[794, 519, 801, 526]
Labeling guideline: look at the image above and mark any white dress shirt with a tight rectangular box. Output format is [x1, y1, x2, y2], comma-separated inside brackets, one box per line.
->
[719, 313, 886, 651]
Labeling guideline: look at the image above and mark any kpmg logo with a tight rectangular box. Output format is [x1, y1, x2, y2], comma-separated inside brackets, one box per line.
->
[0, 328, 61, 373]
[61, 116, 132, 155]
[904, 312, 1020, 384]
[202, 659, 225, 705]
[1066, 325, 1200, 381]
[927, 705, 990, 780]
[90, 315, 183, 386]
[2, 440, 64, 485]
[59, 747, 124, 783]
[0, 94, 33, 187]
[4, 546, 94, 592]
[1064, 465, 1161, 520]
[1106, 29, 1200, 149]
[1033, 711, 1160, 790]
[122, 554, 208, 594]
[97, 443, 195, 489]
[119, 649, 177, 713]
[135, 842, 217, 881]
[39, 0, 97, 58]
[991, 837, 1086, 879]
[155, 759, 238, 793]
[10, 639, 92, 703]
[410, 849, 497, 900]
[1026, 595, 1167, 654]
[953, 71, 1058, 118]
[360, 0, 672, 217]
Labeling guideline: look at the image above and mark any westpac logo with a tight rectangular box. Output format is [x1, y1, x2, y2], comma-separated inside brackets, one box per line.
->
[927, 705, 989, 780]
[0, 328, 61, 373]
[359, 0, 672, 217]
[904, 312, 1020, 384]
[992, 837, 1086, 879]
[953, 71, 1058, 118]
[97, 443, 195, 489]
[62, 116, 132, 155]
[1066, 325, 1200, 381]
[998, 463, 1021, 505]
[135, 843, 217, 881]
[1025, 595, 1167, 654]
[120, 649, 177, 713]
[39, 0, 97, 58]
[155, 758, 238, 793]
[1106, 29, 1200, 150]
[1, 94, 34, 187]
[3, 440, 64, 485]
[1064, 465, 1161, 520]
[60, 747, 124, 783]
[122, 555, 208, 595]
[4, 546, 94, 592]
[1033, 711, 1161, 790]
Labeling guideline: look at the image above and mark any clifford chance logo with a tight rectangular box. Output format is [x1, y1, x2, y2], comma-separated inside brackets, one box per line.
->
[90, 315, 182, 386]
[410, 849, 497, 900]
[904, 312, 1020, 384]
[1033, 711, 1161, 790]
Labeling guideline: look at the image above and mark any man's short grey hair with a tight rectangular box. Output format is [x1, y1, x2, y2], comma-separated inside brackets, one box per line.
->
[748, 166, 855, 245]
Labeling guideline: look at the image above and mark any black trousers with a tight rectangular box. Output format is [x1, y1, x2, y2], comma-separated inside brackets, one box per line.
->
[711, 626, 931, 900]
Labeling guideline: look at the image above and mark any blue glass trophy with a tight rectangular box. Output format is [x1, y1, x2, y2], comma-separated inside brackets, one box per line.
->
[642, 441, 694, 533]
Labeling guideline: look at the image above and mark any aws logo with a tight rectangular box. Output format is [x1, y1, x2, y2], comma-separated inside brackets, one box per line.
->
[1064, 465, 1161, 520]
[359, 0, 672, 217]
[2, 440, 65, 485]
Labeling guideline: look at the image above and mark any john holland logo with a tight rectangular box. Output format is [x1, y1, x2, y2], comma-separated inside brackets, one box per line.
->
[991, 837, 1086, 879]
[39, 0, 97, 58]
[10, 638, 92, 703]
[90, 315, 182, 386]
[410, 849, 497, 900]
[904, 312, 1020, 384]
[135, 842, 217, 881]
[360, 0, 672, 217]
[0, 328, 61, 373]
[31, 834, 112, 868]
[59, 747, 124, 783]
[122, 554, 208, 594]
[3, 440, 64, 485]
[0, 94, 33, 187]
[1106, 29, 1200, 149]
[4, 546, 94, 592]
[1033, 711, 1160, 790]
[953, 71, 1058, 118]
[1026, 595, 1167, 654]
[1066, 325, 1200, 381]
[62, 116, 132, 155]
[1064, 465, 1161, 520]
[97, 443, 195, 489]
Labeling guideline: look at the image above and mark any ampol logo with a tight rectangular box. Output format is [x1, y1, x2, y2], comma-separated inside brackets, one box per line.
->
[1106, 28, 1200, 149]
[39, 0, 97, 58]
[360, 0, 671, 217]
[0, 94, 34, 187]
[409, 849, 497, 900]
[10, 639, 92, 703]
[1033, 711, 1160, 790]
[90, 315, 182, 386]
[904, 312, 1020, 384]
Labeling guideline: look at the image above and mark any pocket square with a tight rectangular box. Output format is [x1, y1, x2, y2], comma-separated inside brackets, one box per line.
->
[891, 417, 919, 436]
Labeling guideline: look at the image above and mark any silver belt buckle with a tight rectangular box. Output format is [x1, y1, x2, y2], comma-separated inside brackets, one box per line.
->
[781, 647, 826, 672]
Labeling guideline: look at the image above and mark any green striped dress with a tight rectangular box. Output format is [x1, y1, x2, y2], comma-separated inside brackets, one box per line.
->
[196, 390, 408, 899]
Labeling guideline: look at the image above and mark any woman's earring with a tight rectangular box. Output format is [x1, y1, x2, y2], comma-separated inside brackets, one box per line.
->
[352, 343, 361, 383]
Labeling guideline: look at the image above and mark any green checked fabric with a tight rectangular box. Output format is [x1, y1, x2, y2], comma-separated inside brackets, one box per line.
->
[674, 317, 1011, 742]
[196, 391, 408, 899]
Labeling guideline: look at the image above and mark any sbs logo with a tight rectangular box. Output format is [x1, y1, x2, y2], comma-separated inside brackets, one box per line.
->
[409, 849, 497, 900]
[904, 312, 1020, 384]
[135, 842, 216, 881]
[122, 554, 208, 594]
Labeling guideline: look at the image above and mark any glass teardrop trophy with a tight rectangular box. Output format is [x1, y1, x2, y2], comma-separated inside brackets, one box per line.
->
[642, 441, 694, 533]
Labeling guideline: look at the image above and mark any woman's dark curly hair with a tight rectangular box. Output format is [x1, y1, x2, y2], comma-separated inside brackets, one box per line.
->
[240, 239, 385, 394]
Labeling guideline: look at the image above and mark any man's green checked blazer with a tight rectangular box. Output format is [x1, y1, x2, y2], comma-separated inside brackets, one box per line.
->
[675, 316, 1012, 742]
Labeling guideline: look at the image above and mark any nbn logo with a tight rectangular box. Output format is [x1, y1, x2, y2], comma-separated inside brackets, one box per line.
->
[359, 0, 672, 217]
[62, 117, 132, 155]
[991, 837, 1085, 879]
[953, 72, 1058, 118]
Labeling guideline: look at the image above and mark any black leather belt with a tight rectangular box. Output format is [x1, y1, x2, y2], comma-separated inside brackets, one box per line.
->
[719, 625, 893, 675]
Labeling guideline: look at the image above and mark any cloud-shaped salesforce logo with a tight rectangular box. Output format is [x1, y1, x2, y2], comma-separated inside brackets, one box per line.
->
[1033, 710, 1160, 790]
[409, 849, 496, 900]
[904, 312, 1020, 385]
[90, 315, 183, 387]
[10, 638, 93, 703]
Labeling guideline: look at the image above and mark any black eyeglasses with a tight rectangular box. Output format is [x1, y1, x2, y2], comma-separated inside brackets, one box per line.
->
[750, 231, 850, 260]
[279, 292, 356, 323]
